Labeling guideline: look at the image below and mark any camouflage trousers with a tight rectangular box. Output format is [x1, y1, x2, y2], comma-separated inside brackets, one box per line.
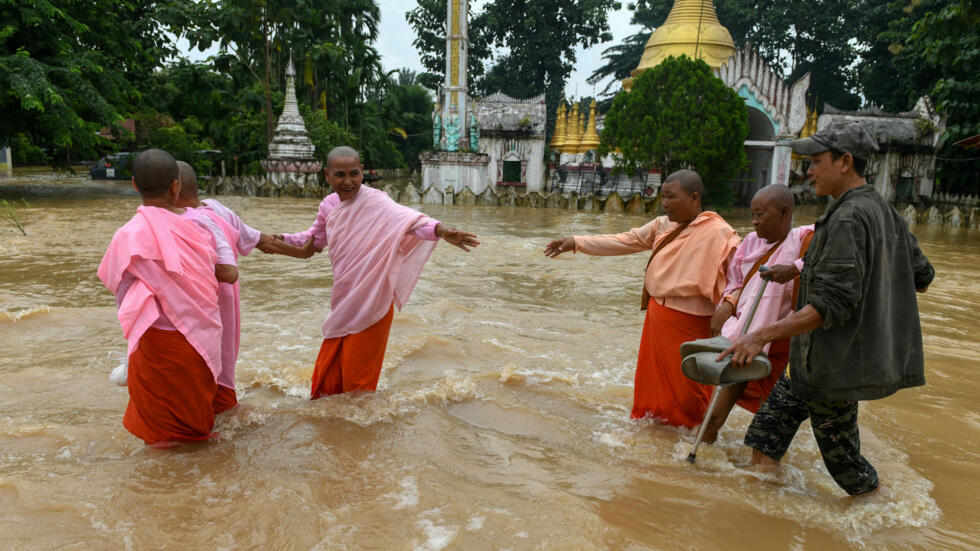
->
[744, 374, 879, 495]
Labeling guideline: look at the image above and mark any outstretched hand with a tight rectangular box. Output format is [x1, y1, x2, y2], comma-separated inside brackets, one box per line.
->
[436, 224, 480, 251]
[544, 237, 575, 258]
[760, 263, 800, 284]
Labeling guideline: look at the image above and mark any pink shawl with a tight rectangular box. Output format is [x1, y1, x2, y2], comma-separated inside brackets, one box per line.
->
[97, 206, 224, 380]
[721, 224, 815, 351]
[321, 187, 438, 338]
[197, 208, 242, 390]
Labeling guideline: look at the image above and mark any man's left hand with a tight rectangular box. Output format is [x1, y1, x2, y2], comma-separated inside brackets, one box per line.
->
[436, 223, 480, 251]
[760, 263, 800, 284]
[717, 332, 767, 368]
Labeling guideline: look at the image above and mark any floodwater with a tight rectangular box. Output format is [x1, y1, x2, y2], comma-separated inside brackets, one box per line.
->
[1, 171, 978, 550]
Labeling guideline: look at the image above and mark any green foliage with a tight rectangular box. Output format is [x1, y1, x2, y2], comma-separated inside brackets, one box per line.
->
[0, 0, 181, 165]
[619, 1, 862, 109]
[406, 0, 492, 91]
[300, 104, 357, 165]
[0, 198, 30, 236]
[8, 133, 47, 165]
[600, 56, 748, 207]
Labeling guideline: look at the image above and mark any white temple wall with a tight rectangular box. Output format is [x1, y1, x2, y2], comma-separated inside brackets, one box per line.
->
[480, 136, 546, 193]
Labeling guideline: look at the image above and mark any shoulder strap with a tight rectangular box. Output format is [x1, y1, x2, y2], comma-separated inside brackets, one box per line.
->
[734, 238, 784, 310]
[791, 231, 815, 308]
[640, 220, 690, 310]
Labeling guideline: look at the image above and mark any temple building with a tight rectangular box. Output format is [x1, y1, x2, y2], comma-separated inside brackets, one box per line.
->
[421, 0, 545, 195]
[812, 97, 945, 202]
[553, 0, 810, 201]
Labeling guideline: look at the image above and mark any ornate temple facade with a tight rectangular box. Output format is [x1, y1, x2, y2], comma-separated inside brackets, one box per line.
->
[553, 0, 810, 202]
[470, 92, 547, 191]
[421, 0, 550, 195]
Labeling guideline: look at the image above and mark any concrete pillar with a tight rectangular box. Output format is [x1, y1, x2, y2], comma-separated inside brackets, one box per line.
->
[769, 140, 793, 186]
[0, 144, 11, 177]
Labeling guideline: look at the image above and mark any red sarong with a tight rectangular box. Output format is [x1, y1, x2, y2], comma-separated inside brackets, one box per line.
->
[124, 328, 217, 445]
[735, 337, 790, 413]
[310, 304, 395, 398]
[213, 385, 238, 414]
[632, 299, 713, 427]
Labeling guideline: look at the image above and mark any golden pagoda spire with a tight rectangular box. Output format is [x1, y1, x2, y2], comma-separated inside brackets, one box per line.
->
[632, 0, 735, 76]
[565, 102, 578, 154]
[579, 99, 601, 153]
[565, 102, 582, 155]
[550, 102, 567, 150]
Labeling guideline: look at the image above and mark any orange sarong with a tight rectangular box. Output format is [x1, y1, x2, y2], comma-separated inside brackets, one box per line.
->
[124, 328, 217, 445]
[310, 304, 395, 399]
[734, 337, 790, 413]
[633, 299, 713, 427]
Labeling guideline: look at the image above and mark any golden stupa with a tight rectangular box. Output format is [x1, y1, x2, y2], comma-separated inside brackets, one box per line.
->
[632, 0, 735, 77]
[550, 103, 567, 150]
[579, 100, 601, 153]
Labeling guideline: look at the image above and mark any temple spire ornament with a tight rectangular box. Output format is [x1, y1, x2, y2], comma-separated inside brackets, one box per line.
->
[633, 0, 735, 76]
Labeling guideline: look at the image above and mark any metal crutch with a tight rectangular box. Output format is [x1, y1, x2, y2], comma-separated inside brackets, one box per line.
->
[687, 272, 771, 463]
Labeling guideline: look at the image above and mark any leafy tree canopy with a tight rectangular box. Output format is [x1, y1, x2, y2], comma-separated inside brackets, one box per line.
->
[600, 56, 748, 207]
[0, 0, 179, 165]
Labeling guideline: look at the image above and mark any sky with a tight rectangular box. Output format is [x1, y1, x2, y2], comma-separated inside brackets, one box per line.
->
[376, 0, 645, 99]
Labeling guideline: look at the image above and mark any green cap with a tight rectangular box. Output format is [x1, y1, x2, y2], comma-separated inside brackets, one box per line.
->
[791, 120, 880, 160]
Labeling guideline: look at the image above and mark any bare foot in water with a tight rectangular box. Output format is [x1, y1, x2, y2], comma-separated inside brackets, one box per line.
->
[750, 449, 780, 475]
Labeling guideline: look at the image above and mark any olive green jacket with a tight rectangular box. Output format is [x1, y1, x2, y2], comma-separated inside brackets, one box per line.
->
[790, 185, 935, 401]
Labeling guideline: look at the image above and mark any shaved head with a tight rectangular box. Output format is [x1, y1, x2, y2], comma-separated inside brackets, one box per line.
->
[750, 185, 795, 242]
[176, 161, 198, 201]
[664, 169, 704, 198]
[132, 149, 178, 198]
[327, 146, 361, 169]
[753, 184, 794, 211]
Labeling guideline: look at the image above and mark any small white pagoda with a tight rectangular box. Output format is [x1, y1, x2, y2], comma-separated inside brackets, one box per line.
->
[261, 57, 322, 188]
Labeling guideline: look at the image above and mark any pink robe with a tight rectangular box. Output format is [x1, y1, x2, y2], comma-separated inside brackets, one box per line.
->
[193, 208, 242, 393]
[720, 225, 815, 349]
[283, 187, 439, 338]
[98, 206, 223, 380]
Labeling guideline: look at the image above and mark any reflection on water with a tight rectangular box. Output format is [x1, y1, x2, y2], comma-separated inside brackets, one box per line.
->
[1, 173, 978, 549]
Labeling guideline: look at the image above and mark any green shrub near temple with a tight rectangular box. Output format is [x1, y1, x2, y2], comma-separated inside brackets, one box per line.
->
[600, 55, 749, 208]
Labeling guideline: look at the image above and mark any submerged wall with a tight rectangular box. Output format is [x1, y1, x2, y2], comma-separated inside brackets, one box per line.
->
[205, 176, 978, 228]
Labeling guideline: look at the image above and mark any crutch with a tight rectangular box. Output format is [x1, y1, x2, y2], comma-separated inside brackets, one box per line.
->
[687, 271, 771, 463]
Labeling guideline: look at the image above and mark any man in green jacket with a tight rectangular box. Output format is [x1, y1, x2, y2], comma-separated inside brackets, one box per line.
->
[719, 120, 935, 496]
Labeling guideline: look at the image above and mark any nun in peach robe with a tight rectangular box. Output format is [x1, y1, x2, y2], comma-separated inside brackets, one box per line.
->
[280, 187, 441, 397]
[573, 212, 740, 427]
[98, 206, 223, 445]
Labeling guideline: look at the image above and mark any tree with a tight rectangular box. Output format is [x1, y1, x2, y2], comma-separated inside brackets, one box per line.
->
[903, 0, 980, 195]
[600, 56, 748, 207]
[625, 0, 862, 109]
[0, 0, 181, 165]
[478, 0, 623, 138]
[405, 0, 492, 91]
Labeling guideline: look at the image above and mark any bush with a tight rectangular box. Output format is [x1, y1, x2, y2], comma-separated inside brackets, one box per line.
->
[601, 55, 749, 207]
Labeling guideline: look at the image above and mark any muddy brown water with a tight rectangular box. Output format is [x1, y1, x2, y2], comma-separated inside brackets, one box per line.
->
[1, 172, 978, 550]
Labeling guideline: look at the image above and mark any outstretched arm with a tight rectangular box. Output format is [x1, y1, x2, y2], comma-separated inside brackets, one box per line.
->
[544, 236, 576, 258]
[257, 237, 319, 259]
[717, 304, 824, 367]
[435, 223, 479, 252]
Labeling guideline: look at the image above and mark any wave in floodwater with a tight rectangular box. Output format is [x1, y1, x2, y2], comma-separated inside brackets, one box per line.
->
[0, 187, 975, 549]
